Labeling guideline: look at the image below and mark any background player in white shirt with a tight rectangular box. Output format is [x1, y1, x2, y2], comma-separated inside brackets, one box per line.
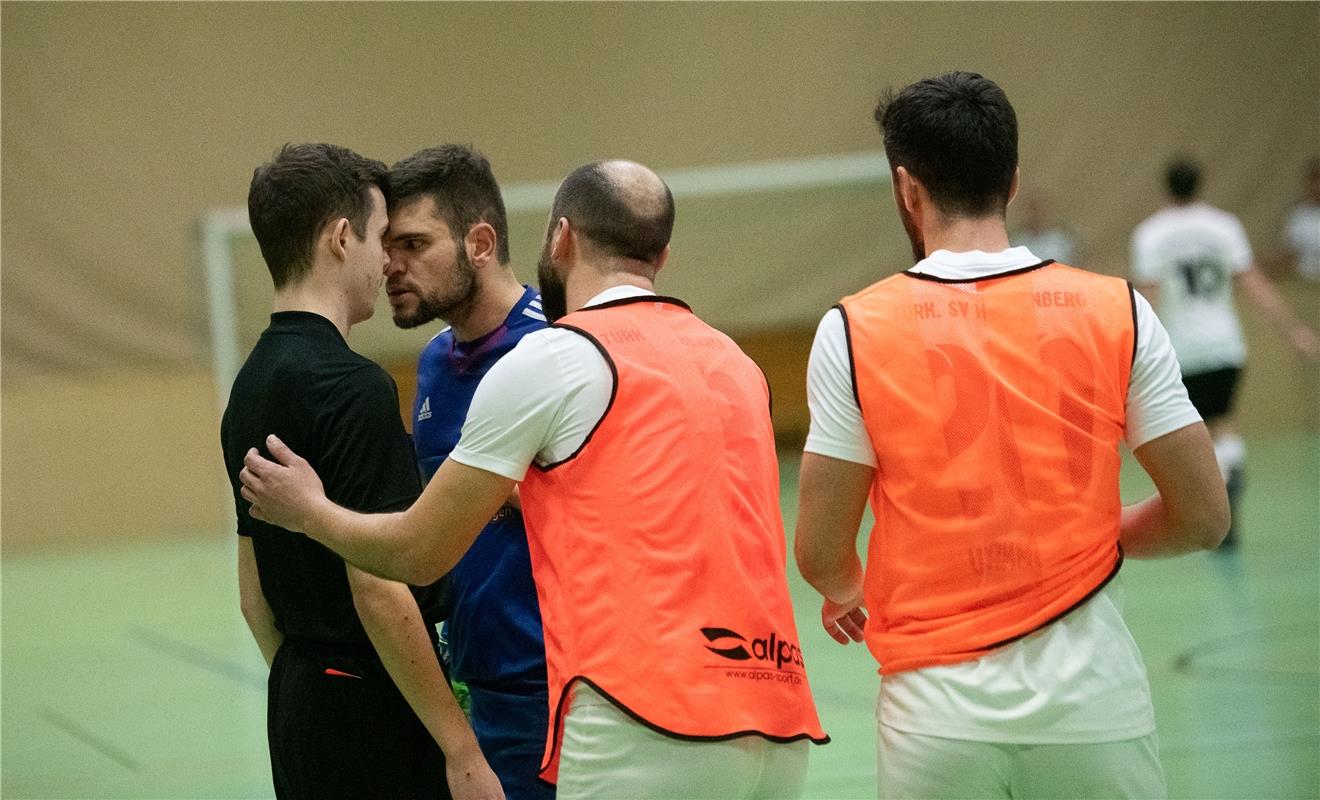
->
[1131, 159, 1318, 547]
[1281, 158, 1320, 283]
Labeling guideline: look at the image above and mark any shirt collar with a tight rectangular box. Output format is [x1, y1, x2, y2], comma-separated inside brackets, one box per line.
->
[583, 284, 657, 308]
[909, 247, 1043, 280]
[510, 284, 542, 319]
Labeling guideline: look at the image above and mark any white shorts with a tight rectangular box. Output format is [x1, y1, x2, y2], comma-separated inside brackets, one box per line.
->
[556, 682, 811, 800]
[877, 723, 1167, 799]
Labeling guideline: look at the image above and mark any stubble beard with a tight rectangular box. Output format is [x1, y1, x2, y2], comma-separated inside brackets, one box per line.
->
[536, 241, 568, 323]
[392, 251, 478, 329]
[897, 201, 927, 264]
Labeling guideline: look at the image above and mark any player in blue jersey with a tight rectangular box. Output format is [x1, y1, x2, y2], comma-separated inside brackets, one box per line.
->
[384, 145, 552, 800]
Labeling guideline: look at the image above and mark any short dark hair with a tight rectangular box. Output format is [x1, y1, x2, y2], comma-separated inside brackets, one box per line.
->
[388, 145, 510, 264]
[874, 71, 1018, 218]
[1166, 158, 1201, 200]
[247, 143, 387, 288]
[550, 161, 674, 264]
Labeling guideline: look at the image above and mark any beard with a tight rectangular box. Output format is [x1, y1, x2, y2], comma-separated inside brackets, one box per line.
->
[536, 239, 568, 322]
[392, 248, 478, 329]
[897, 196, 927, 264]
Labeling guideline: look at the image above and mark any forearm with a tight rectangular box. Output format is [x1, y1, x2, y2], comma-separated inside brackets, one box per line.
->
[243, 443, 512, 587]
[308, 462, 518, 586]
[309, 501, 445, 586]
[794, 453, 873, 604]
[238, 537, 283, 667]
[352, 575, 484, 762]
[1124, 423, 1229, 557]
[1121, 494, 1215, 558]
[801, 551, 865, 605]
[243, 612, 284, 667]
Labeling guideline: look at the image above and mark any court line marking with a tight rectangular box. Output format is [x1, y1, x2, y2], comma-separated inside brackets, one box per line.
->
[1160, 729, 1320, 753]
[38, 706, 143, 772]
[124, 625, 267, 690]
[1171, 620, 1319, 685]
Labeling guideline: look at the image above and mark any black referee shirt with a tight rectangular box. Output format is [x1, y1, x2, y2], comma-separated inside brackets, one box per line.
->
[221, 311, 447, 646]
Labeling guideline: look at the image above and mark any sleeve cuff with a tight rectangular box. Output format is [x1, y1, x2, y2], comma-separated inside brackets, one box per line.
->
[803, 436, 878, 468]
[448, 447, 530, 482]
[1126, 409, 1204, 450]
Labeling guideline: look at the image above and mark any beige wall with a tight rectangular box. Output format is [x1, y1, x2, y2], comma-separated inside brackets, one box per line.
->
[1, 370, 230, 550]
[3, 3, 1318, 548]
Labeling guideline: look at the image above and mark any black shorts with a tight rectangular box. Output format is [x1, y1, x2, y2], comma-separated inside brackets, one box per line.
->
[267, 639, 451, 800]
[1182, 366, 1242, 422]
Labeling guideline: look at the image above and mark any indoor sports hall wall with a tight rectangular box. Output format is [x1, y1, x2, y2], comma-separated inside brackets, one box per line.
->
[3, 3, 1318, 548]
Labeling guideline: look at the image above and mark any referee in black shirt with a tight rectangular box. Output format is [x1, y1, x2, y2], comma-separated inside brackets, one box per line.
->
[220, 143, 502, 800]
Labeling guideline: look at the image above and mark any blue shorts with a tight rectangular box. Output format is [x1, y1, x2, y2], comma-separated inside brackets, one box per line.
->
[468, 684, 554, 800]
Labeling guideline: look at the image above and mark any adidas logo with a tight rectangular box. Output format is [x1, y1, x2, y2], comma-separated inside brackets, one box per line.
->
[417, 397, 432, 422]
[523, 296, 547, 322]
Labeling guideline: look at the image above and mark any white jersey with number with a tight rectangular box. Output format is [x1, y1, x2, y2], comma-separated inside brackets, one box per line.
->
[1131, 202, 1253, 375]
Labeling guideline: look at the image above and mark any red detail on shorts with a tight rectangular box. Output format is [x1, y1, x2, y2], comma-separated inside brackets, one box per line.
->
[323, 668, 362, 679]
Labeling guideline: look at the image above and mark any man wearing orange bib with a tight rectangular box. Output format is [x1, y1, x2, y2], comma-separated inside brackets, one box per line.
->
[795, 72, 1230, 799]
[239, 159, 829, 799]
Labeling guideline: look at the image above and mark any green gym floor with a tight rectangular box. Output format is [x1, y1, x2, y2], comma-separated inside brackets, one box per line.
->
[3, 434, 1317, 799]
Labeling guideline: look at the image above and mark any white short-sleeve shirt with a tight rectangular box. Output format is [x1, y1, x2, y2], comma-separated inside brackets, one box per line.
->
[805, 247, 1201, 744]
[1131, 202, 1254, 374]
[448, 286, 650, 480]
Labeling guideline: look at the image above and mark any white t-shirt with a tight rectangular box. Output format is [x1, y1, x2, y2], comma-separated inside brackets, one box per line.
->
[1131, 202, 1254, 374]
[805, 247, 1202, 744]
[1285, 203, 1320, 282]
[449, 285, 648, 481]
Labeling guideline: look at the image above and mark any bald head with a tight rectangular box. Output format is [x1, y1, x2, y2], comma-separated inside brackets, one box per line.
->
[549, 160, 675, 265]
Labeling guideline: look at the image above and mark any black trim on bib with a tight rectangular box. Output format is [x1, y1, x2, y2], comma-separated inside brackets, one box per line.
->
[569, 295, 693, 313]
[533, 324, 618, 472]
[978, 545, 1124, 654]
[534, 296, 693, 471]
[1126, 281, 1139, 370]
[833, 304, 862, 410]
[538, 675, 831, 783]
[902, 259, 1056, 284]
[752, 360, 774, 416]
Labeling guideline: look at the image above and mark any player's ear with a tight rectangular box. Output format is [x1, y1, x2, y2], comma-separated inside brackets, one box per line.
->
[653, 244, 670, 275]
[1006, 168, 1021, 207]
[550, 218, 572, 262]
[465, 222, 498, 268]
[327, 217, 351, 262]
[894, 167, 919, 216]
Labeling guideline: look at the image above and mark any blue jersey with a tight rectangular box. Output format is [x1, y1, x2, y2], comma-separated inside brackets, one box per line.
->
[413, 286, 548, 689]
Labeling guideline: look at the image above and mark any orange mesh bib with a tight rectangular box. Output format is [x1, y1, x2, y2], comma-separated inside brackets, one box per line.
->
[520, 297, 828, 782]
[839, 263, 1134, 675]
